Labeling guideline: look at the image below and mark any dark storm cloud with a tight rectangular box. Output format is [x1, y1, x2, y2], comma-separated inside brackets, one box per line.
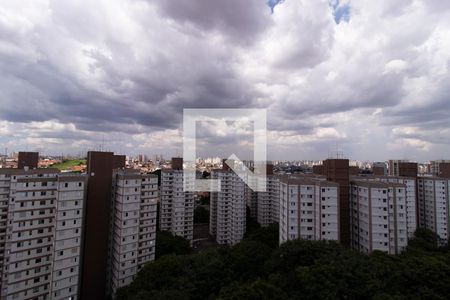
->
[1, 0, 450, 160]
[154, 0, 273, 44]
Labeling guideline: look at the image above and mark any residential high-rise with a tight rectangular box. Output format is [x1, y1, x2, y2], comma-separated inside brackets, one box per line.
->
[389, 160, 418, 177]
[107, 169, 158, 295]
[372, 162, 387, 176]
[17, 152, 39, 169]
[350, 180, 408, 254]
[323, 159, 350, 246]
[256, 165, 280, 227]
[0, 168, 86, 300]
[160, 158, 194, 240]
[417, 177, 450, 245]
[279, 177, 339, 244]
[352, 175, 418, 238]
[210, 163, 246, 246]
[81, 151, 125, 300]
[430, 160, 450, 178]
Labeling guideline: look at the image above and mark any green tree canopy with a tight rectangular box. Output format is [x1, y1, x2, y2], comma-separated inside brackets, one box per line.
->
[118, 229, 450, 300]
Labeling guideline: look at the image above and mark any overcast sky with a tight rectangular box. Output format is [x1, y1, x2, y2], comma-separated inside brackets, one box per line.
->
[1, 0, 450, 161]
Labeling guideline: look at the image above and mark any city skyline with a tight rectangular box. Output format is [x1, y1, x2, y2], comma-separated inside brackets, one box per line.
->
[2, 0, 450, 160]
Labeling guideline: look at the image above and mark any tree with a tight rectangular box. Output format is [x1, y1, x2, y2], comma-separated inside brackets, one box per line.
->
[155, 231, 191, 259]
[118, 229, 450, 300]
[406, 228, 440, 253]
[246, 223, 279, 249]
[194, 206, 209, 223]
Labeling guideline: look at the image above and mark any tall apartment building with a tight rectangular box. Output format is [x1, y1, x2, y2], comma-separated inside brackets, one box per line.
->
[353, 175, 418, 238]
[246, 184, 258, 221]
[256, 166, 280, 227]
[107, 169, 158, 295]
[350, 180, 408, 254]
[245, 164, 280, 227]
[210, 164, 246, 246]
[430, 160, 450, 178]
[17, 152, 39, 170]
[81, 151, 125, 300]
[417, 177, 450, 245]
[372, 162, 387, 176]
[389, 160, 418, 177]
[0, 168, 85, 300]
[323, 159, 350, 246]
[279, 177, 339, 244]
[160, 158, 194, 240]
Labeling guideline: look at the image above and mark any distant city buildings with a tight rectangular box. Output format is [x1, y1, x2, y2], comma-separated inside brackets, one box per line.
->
[372, 162, 387, 175]
[430, 160, 450, 178]
[388, 160, 418, 177]
[279, 176, 340, 244]
[160, 158, 194, 241]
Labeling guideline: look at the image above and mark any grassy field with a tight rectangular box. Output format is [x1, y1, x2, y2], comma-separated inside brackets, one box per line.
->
[51, 159, 86, 170]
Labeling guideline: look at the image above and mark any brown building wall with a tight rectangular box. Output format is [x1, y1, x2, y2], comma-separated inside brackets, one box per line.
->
[324, 159, 350, 246]
[266, 164, 274, 175]
[398, 162, 418, 178]
[372, 166, 385, 175]
[313, 165, 325, 175]
[18, 151, 39, 169]
[81, 151, 125, 300]
[439, 163, 450, 178]
[172, 157, 183, 170]
[113, 155, 126, 169]
[349, 166, 360, 176]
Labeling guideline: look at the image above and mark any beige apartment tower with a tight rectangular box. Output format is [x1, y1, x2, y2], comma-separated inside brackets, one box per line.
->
[279, 177, 340, 244]
[0, 168, 85, 300]
[159, 158, 194, 240]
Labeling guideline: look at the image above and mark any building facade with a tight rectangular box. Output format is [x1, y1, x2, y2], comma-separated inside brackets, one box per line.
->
[107, 170, 158, 295]
[430, 160, 450, 178]
[0, 169, 85, 300]
[389, 160, 418, 177]
[417, 177, 450, 245]
[350, 180, 408, 254]
[256, 175, 280, 227]
[279, 177, 339, 244]
[210, 169, 246, 246]
[160, 158, 194, 240]
[353, 175, 418, 238]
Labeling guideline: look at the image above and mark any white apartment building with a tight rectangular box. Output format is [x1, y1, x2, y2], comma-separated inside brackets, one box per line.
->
[417, 177, 450, 245]
[0, 168, 85, 300]
[353, 175, 417, 238]
[108, 170, 158, 295]
[279, 177, 339, 244]
[256, 175, 280, 227]
[350, 180, 408, 254]
[160, 168, 194, 241]
[210, 169, 246, 246]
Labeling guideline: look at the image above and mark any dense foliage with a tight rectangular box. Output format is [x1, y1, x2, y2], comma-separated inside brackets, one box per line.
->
[194, 206, 209, 223]
[155, 231, 192, 259]
[118, 228, 450, 300]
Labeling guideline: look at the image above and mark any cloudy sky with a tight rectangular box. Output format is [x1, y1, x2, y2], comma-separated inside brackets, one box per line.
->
[1, 0, 450, 161]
